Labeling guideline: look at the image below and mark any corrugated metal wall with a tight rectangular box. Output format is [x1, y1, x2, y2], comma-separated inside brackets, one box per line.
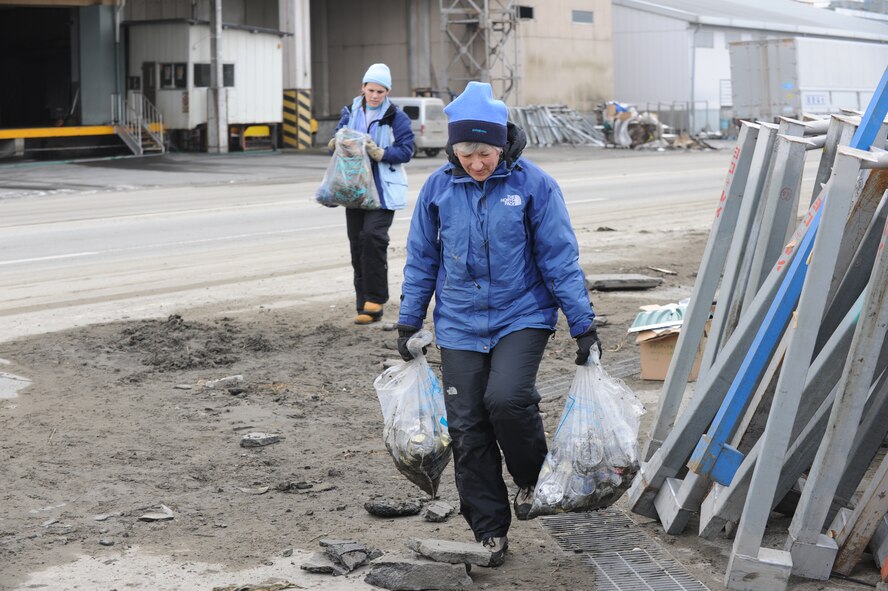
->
[128, 22, 282, 129]
[613, 5, 690, 107]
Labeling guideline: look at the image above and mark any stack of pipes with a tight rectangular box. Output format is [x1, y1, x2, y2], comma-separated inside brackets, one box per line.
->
[509, 105, 606, 147]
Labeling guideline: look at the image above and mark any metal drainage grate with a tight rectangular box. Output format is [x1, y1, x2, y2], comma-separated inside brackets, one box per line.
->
[537, 358, 641, 401]
[540, 509, 711, 591]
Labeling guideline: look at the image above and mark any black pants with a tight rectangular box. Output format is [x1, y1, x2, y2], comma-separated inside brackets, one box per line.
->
[345, 208, 395, 311]
[439, 328, 550, 541]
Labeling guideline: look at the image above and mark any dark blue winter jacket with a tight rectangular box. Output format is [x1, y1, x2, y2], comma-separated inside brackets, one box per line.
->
[398, 128, 595, 352]
[336, 97, 415, 210]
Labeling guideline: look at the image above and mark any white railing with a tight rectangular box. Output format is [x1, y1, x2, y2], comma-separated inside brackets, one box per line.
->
[111, 93, 165, 155]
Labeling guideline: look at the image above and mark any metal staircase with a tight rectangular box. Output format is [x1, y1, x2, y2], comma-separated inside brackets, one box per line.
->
[112, 93, 166, 156]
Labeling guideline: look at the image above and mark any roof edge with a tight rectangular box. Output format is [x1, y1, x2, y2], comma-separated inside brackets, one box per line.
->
[613, 0, 888, 42]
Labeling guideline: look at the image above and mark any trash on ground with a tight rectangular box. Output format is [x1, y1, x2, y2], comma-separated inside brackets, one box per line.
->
[139, 504, 175, 521]
[202, 375, 244, 390]
[240, 432, 282, 447]
[212, 581, 300, 591]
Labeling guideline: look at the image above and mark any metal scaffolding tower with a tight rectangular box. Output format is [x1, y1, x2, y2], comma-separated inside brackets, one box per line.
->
[439, 0, 519, 101]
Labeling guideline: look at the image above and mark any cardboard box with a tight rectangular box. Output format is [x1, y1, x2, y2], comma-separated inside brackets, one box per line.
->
[635, 326, 706, 382]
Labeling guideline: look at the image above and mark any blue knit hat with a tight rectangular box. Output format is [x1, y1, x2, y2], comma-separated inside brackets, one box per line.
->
[444, 81, 508, 147]
[362, 63, 392, 90]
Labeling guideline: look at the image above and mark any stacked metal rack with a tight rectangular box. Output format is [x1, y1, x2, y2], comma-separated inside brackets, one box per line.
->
[626, 65, 888, 590]
[509, 105, 606, 147]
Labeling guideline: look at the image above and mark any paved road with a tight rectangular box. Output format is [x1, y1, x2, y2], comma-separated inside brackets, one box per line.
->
[0, 145, 816, 342]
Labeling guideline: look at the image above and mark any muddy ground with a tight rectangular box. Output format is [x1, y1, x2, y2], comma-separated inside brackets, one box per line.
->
[0, 223, 880, 591]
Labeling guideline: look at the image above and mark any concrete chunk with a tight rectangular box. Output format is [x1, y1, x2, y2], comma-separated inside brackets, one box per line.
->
[323, 540, 383, 572]
[422, 500, 455, 523]
[301, 551, 347, 575]
[407, 538, 495, 567]
[364, 557, 472, 590]
[364, 499, 423, 517]
[586, 274, 663, 291]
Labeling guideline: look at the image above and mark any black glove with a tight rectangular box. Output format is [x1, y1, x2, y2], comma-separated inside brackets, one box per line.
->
[575, 327, 602, 366]
[396, 324, 423, 361]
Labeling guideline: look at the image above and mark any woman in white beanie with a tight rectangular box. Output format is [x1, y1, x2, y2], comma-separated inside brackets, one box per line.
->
[328, 63, 415, 324]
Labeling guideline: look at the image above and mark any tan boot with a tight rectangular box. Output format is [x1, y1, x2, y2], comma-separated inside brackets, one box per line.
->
[354, 313, 381, 325]
[355, 302, 383, 325]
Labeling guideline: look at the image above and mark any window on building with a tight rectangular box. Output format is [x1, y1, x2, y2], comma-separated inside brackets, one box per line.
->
[572, 10, 594, 24]
[173, 63, 187, 88]
[695, 30, 714, 48]
[194, 63, 211, 87]
[193, 63, 233, 87]
[517, 5, 534, 19]
[160, 63, 174, 89]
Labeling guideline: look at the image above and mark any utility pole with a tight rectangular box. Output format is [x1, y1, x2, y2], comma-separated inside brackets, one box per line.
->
[207, 0, 228, 153]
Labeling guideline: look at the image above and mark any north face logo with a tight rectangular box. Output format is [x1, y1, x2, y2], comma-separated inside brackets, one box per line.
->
[501, 194, 522, 206]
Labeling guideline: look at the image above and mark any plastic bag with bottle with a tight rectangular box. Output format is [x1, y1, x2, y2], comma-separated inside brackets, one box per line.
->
[315, 127, 381, 209]
[529, 351, 645, 516]
[373, 330, 451, 497]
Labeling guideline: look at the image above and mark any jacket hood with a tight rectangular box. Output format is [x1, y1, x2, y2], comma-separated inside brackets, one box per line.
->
[446, 122, 527, 174]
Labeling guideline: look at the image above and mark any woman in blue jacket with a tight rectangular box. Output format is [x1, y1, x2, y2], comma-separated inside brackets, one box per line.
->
[396, 81, 601, 565]
[330, 63, 415, 324]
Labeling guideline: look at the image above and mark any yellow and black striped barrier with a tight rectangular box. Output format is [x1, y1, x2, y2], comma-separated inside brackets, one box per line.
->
[283, 89, 313, 149]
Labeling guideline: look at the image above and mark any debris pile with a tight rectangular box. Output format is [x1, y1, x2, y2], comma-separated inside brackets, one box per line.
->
[509, 105, 606, 147]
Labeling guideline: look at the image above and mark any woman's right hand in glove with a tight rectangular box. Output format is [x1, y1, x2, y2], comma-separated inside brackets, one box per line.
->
[396, 324, 423, 361]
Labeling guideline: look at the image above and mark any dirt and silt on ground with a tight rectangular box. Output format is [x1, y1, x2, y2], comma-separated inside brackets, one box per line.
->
[1, 219, 872, 590]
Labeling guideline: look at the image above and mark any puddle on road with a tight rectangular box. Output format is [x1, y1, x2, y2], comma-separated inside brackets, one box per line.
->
[0, 371, 31, 399]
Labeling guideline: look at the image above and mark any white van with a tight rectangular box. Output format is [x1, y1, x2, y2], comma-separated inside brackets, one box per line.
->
[389, 97, 448, 157]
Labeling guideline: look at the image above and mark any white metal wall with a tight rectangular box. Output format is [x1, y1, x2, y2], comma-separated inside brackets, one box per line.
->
[127, 22, 192, 129]
[613, 5, 690, 108]
[128, 22, 283, 129]
[794, 37, 888, 113]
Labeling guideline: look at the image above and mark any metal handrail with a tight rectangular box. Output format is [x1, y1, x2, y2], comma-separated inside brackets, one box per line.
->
[111, 93, 165, 155]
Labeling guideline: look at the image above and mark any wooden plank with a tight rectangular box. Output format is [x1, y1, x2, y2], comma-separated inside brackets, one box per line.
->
[833, 453, 888, 575]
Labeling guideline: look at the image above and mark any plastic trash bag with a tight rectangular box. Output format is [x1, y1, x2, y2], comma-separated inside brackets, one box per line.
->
[374, 330, 451, 497]
[315, 127, 381, 209]
[529, 351, 645, 516]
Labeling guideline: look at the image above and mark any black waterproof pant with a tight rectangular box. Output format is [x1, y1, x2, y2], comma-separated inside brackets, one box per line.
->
[439, 328, 550, 541]
[345, 208, 394, 311]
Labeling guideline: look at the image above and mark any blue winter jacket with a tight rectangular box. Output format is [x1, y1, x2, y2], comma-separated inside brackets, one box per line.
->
[398, 128, 595, 352]
[336, 97, 415, 210]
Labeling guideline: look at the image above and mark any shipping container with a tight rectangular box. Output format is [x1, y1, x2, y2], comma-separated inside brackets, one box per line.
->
[729, 37, 888, 122]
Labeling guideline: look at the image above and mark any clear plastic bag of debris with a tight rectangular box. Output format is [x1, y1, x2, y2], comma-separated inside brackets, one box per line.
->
[374, 330, 451, 497]
[315, 127, 381, 210]
[529, 351, 644, 517]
